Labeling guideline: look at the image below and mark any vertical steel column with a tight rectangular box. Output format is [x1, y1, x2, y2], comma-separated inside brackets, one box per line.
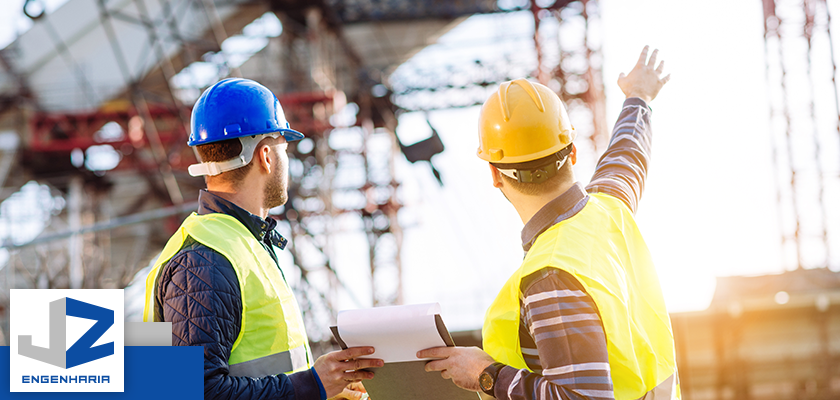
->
[802, 0, 831, 268]
[547, 1, 609, 154]
[68, 176, 83, 289]
[531, 0, 549, 85]
[580, 0, 608, 150]
[763, 0, 803, 269]
[822, 0, 840, 157]
[762, 1, 790, 271]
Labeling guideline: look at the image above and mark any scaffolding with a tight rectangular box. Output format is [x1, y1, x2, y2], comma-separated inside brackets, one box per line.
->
[762, 0, 840, 270]
[0, 0, 608, 346]
[388, 0, 608, 152]
[0, 0, 270, 339]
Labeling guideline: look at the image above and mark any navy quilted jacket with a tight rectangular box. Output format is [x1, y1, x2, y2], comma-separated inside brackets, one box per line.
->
[152, 190, 323, 400]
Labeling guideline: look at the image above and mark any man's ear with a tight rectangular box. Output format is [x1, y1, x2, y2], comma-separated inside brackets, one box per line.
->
[489, 164, 504, 189]
[570, 143, 577, 165]
[257, 144, 273, 174]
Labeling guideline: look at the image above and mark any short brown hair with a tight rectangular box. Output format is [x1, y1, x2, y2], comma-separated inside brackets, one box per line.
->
[195, 138, 254, 185]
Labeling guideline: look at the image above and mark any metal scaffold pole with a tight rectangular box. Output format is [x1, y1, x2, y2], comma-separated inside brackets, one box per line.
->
[0, 0, 614, 343]
[68, 176, 84, 289]
[762, 0, 838, 270]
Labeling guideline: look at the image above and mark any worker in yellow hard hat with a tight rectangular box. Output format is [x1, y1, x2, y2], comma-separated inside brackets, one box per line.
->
[418, 46, 677, 400]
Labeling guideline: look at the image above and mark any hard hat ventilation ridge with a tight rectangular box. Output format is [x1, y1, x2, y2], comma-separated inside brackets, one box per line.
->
[498, 79, 546, 122]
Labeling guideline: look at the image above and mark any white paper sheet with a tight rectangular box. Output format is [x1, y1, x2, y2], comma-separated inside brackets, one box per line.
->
[336, 303, 448, 363]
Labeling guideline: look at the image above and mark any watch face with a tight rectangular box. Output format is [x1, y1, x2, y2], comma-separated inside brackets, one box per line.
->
[479, 372, 494, 391]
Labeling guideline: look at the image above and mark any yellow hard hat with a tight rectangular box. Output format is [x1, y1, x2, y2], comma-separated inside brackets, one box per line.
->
[477, 79, 576, 164]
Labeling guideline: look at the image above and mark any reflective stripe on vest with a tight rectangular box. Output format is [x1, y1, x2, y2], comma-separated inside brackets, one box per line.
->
[482, 193, 680, 400]
[228, 344, 309, 378]
[143, 212, 312, 375]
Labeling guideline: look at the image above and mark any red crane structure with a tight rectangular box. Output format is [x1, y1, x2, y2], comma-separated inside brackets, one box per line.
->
[0, 0, 608, 344]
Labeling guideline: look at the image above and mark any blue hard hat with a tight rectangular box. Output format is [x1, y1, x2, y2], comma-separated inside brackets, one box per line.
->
[188, 78, 305, 146]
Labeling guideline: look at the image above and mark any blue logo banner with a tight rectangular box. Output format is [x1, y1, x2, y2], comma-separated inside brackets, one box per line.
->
[2, 346, 203, 399]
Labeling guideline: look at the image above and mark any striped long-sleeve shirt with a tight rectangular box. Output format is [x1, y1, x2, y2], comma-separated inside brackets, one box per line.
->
[493, 97, 653, 400]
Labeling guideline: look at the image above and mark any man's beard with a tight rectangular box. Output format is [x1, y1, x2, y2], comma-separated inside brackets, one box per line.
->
[263, 159, 288, 209]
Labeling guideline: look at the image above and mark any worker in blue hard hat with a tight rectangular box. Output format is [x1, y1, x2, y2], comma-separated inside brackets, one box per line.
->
[143, 78, 382, 400]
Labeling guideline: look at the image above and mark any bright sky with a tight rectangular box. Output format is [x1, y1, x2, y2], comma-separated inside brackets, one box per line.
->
[386, 0, 840, 330]
[2, 0, 839, 332]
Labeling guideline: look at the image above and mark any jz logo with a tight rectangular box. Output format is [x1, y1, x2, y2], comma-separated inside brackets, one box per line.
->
[18, 297, 114, 369]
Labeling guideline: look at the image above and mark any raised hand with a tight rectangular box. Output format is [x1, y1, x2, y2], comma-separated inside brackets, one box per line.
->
[618, 45, 670, 103]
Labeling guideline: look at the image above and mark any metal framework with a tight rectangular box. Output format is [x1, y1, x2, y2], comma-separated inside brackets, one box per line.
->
[388, 0, 608, 151]
[762, 0, 840, 270]
[0, 0, 260, 338]
[0, 0, 609, 344]
[241, 7, 407, 335]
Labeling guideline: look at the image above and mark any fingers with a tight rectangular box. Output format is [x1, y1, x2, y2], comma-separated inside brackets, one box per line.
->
[423, 362, 453, 381]
[326, 348, 383, 370]
[417, 347, 452, 359]
[335, 347, 375, 361]
[656, 60, 665, 74]
[331, 386, 367, 400]
[345, 390, 366, 400]
[424, 358, 448, 372]
[343, 370, 375, 382]
[647, 49, 658, 69]
[350, 358, 384, 371]
[636, 45, 649, 67]
[661, 74, 671, 84]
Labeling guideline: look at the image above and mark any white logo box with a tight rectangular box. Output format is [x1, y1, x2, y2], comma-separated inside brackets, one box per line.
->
[10, 289, 125, 392]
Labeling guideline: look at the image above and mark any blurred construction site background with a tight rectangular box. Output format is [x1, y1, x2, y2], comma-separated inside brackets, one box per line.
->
[0, 0, 838, 399]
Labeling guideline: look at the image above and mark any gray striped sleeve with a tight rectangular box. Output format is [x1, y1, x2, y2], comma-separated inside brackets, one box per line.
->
[586, 97, 653, 214]
[493, 269, 614, 400]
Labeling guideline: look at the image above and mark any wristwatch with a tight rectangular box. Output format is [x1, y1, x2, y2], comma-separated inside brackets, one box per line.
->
[478, 362, 506, 397]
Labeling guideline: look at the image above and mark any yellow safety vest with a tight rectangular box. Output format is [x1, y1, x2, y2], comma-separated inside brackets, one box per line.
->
[143, 212, 312, 377]
[483, 193, 679, 400]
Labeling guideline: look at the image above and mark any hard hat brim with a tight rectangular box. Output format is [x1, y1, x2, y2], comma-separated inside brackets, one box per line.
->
[188, 128, 305, 146]
[279, 128, 305, 142]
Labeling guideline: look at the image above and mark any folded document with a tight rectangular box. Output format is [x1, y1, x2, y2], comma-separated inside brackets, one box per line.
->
[331, 303, 479, 400]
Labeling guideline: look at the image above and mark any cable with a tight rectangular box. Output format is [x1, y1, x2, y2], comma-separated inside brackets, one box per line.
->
[22, 0, 45, 20]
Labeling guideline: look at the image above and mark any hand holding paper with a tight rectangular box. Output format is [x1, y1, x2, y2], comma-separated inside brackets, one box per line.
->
[314, 347, 383, 399]
[417, 346, 496, 392]
[331, 303, 480, 400]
